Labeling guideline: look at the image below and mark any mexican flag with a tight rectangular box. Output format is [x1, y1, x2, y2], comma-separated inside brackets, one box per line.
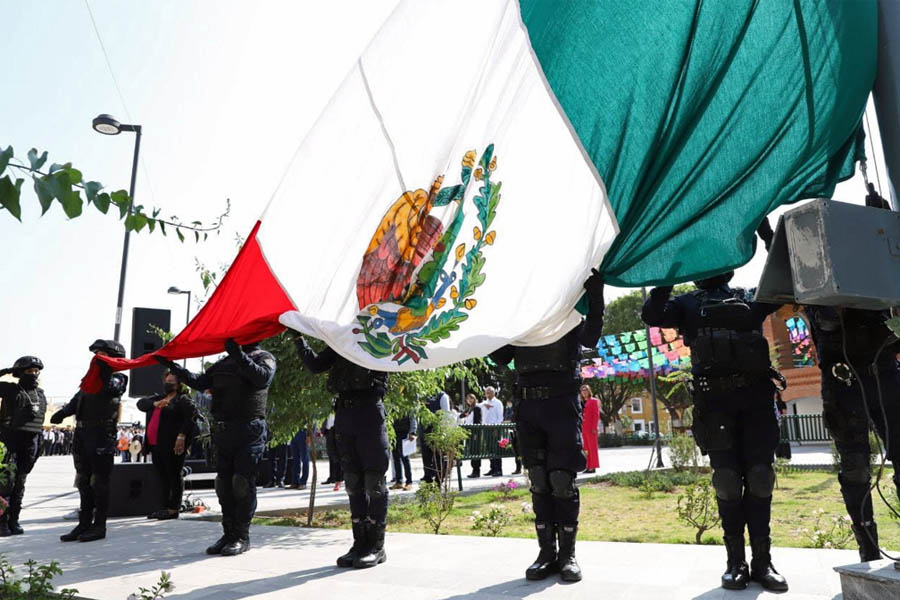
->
[85, 0, 875, 385]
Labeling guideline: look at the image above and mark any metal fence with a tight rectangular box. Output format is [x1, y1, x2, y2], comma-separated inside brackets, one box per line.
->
[453, 424, 518, 491]
[779, 414, 831, 443]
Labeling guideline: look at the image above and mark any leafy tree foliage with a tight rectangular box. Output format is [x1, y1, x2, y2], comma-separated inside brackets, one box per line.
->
[603, 284, 696, 335]
[0, 145, 228, 239]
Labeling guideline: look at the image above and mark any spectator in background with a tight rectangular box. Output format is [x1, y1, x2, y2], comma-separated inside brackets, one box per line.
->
[289, 428, 310, 490]
[480, 387, 504, 477]
[419, 390, 451, 484]
[503, 398, 523, 475]
[390, 410, 417, 491]
[320, 404, 342, 492]
[137, 369, 197, 520]
[117, 429, 131, 462]
[460, 393, 483, 478]
[580, 384, 600, 474]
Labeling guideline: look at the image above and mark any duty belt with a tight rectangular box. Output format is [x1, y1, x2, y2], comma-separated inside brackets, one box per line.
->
[694, 373, 766, 395]
[518, 384, 578, 401]
[76, 418, 115, 429]
[335, 391, 380, 408]
[213, 417, 263, 429]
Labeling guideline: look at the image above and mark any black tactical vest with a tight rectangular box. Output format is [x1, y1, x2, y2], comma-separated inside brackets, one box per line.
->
[425, 393, 443, 413]
[209, 351, 269, 421]
[689, 291, 770, 376]
[328, 355, 387, 394]
[0, 386, 46, 433]
[76, 390, 121, 423]
[515, 333, 580, 375]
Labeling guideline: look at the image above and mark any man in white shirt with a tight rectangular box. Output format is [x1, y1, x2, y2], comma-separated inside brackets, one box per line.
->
[480, 387, 505, 476]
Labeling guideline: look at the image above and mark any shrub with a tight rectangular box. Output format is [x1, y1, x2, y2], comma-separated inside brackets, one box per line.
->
[128, 572, 174, 600]
[676, 478, 721, 544]
[470, 504, 512, 537]
[601, 469, 700, 492]
[415, 481, 457, 535]
[0, 554, 78, 600]
[598, 433, 624, 448]
[804, 508, 853, 549]
[667, 433, 700, 471]
[492, 479, 520, 501]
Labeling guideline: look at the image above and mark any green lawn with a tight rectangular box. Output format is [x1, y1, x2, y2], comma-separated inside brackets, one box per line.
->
[253, 469, 900, 550]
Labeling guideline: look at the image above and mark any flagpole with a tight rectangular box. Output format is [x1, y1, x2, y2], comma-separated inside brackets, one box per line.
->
[642, 287, 664, 468]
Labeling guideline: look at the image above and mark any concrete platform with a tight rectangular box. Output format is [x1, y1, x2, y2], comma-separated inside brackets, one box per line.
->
[834, 560, 900, 599]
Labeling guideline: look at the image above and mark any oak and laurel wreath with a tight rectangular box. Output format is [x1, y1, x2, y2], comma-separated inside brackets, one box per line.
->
[356, 145, 501, 362]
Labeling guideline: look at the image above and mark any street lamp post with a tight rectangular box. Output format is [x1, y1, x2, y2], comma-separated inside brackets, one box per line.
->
[642, 287, 665, 468]
[93, 114, 142, 343]
[167, 286, 191, 367]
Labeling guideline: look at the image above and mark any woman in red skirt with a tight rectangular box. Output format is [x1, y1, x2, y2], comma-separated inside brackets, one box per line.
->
[580, 384, 600, 473]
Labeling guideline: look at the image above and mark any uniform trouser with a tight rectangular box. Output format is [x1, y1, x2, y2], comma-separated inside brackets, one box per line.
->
[325, 428, 343, 482]
[335, 396, 390, 523]
[0, 430, 40, 524]
[516, 392, 586, 526]
[391, 436, 413, 484]
[268, 444, 288, 483]
[213, 418, 266, 539]
[822, 367, 900, 527]
[290, 430, 309, 486]
[421, 436, 440, 483]
[150, 446, 187, 511]
[72, 427, 116, 529]
[693, 380, 779, 539]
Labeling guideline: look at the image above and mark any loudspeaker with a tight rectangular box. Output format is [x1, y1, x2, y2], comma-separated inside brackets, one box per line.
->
[108, 462, 162, 517]
[129, 307, 171, 397]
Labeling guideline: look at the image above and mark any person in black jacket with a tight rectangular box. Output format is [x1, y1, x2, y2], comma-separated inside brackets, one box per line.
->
[642, 273, 787, 592]
[489, 271, 605, 583]
[389, 410, 417, 490]
[460, 393, 483, 478]
[157, 338, 275, 557]
[51, 339, 128, 543]
[292, 333, 390, 569]
[0, 356, 47, 536]
[137, 369, 197, 520]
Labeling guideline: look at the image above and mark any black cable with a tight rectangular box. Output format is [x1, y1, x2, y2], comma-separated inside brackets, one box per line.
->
[839, 309, 900, 561]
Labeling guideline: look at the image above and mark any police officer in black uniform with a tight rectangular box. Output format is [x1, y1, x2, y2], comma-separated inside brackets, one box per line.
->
[292, 333, 390, 569]
[642, 273, 788, 592]
[52, 339, 128, 543]
[805, 305, 900, 561]
[489, 271, 605, 583]
[157, 338, 275, 557]
[0, 356, 47, 536]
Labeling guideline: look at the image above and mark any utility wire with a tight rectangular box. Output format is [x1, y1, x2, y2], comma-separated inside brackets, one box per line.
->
[83, 0, 158, 207]
[863, 108, 883, 197]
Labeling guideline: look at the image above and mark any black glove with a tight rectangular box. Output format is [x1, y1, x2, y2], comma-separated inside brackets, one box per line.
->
[50, 411, 64, 425]
[154, 355, 178, 369]
[756, 216, 774, 252]
[225, 338, 242, 358]
[0, 367, 11, 377]
[583, 268, 605, 311]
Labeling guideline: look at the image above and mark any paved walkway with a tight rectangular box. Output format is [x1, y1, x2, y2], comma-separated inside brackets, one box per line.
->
[7, 446, 846, 599]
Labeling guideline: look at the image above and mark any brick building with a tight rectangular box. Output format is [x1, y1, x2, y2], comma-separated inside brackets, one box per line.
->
[763, 305, 823, 415]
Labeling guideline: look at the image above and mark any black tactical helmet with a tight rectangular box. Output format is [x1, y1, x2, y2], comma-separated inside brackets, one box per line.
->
[694, 271, 734, 291]
[12, 356, 43, 371]
[89, 339, 127, 358]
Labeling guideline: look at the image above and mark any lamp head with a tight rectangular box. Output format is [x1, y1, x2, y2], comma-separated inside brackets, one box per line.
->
[92, 114, 121, 135]
[167, 286, 183, 295]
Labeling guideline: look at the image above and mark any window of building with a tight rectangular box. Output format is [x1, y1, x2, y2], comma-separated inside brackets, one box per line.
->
[785, 316, 815, 368]
[632, 419, 645, 434]
[630, 397, 643, 414]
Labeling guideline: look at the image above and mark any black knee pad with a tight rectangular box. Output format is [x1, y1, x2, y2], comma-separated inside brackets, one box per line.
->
[89, 474, 109, 495]
[528, 464, 550, 495]
[548, 470, 576, 500]
[363, 471, 387, 500]
[344, 470, 363, 495]
[74, 473, 91, 492]
[232, 474, 251, 500]
[745, 464, 775, 499]
[711, 467, 743, 502]
[214, 475, 228, 498]
[840, 452, 871, 485]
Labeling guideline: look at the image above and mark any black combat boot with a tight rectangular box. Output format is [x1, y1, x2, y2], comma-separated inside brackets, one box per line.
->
[721, 535, 750, 590]
[525, 522, 558, 580]
[60, 513, 93, 542]
[337, 519, 366, 567]
[556, 523, 582, 582]
[6, 507, 23, 535]
[354, 521, 387, 568]
[206, 519, 234, 555]
[0, 516, 11, 537]
[221, 522, 251, 556]
[852, 522, 881, 562]
[78, 524, 106, 542]
[749, 536, 788, 592]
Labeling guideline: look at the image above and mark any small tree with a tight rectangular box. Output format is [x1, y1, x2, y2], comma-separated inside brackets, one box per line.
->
[415, 412, 470, 534]
[667, 433, 700, 471]
[676, 478, 721, 544]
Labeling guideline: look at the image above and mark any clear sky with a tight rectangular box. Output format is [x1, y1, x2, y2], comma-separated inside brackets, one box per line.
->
[0, 0, 890, 409]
